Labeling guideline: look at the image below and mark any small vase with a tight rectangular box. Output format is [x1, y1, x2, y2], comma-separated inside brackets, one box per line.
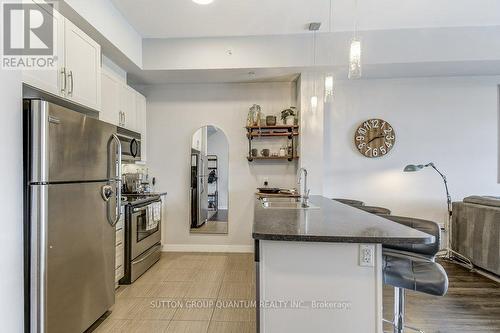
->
[285, 116, 294, 125]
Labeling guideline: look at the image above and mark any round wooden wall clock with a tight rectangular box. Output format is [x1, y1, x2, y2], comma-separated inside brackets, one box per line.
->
[354, 119, 396, 158]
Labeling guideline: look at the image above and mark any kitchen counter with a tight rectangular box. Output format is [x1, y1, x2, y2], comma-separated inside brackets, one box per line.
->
[253, 195, 434, 245]
[253, 196, 435, 333]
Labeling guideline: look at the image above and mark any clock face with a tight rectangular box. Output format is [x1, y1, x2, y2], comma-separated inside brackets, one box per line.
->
[354, 119, 396, 158]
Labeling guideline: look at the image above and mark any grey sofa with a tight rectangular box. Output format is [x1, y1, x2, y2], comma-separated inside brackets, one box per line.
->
[452, 196, 500, 276]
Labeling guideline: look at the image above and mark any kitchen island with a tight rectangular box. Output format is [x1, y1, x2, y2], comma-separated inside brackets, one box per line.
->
[253, 196, 434, 333]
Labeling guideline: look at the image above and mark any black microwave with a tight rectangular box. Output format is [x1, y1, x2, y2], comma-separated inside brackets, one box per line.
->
[117, 127, 141, 162]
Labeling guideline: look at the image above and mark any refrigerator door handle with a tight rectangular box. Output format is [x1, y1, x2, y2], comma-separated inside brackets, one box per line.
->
[107, 134, 122, 226]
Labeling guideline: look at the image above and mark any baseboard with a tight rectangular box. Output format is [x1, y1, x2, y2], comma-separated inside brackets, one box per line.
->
[162, 244, 254, 253]
[453, 261, 500, 283]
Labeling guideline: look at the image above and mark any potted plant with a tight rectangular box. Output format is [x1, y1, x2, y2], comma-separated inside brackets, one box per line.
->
[280, 107, 297, 125]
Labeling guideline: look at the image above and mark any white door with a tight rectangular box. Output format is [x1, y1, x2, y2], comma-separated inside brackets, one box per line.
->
[100, 71, 120, 126]
[22, 3, 65, 96]
[135, 92, 147, 161]
[119, 85, 137, 131]
[64, 19, 101, 110]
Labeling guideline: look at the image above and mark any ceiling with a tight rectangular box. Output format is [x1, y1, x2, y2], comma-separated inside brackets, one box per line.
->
[127, 60, 500, 85]
[111, 0, 500, 39]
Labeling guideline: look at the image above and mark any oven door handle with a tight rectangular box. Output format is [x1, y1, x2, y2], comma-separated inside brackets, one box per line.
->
[133, 202, 160, 214]
[132, 244, 162, 265]
[133, 206, 148, 213]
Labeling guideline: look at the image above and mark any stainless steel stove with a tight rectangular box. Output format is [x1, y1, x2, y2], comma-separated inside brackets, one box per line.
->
[119, 194, 162, 284]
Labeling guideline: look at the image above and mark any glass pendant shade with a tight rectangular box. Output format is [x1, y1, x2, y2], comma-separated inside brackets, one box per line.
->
[324, 76, 334, 101]
[348, 38, 362, 79]
[310, 95, 318, 110]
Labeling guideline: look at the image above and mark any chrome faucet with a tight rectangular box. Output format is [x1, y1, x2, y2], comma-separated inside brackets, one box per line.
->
[297, 168, 310, 207]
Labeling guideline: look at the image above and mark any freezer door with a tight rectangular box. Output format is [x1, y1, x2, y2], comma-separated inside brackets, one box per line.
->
[40, 182, 115, 333]
[28, 100, 118, 183]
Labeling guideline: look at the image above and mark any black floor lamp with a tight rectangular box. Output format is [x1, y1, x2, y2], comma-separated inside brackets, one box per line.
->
[404, 163, 473, 269]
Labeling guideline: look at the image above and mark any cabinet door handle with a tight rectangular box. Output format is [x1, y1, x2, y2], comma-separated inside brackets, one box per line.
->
[60, 67, 67, 94]
[118, 112, 122, 126]
[68, 70, 74, 95]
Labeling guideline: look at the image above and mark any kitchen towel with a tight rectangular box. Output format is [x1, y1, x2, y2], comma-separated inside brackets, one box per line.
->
[146, 202, 162, 231]
[146, 205, 156, 231]
[153, 202, 161, 222]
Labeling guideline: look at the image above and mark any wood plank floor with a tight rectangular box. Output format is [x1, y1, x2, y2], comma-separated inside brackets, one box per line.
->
[383, 261, 500, 333]
[91, 253, 499, 333]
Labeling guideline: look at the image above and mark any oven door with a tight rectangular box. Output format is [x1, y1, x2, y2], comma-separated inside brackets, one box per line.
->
[118, 133, 141, 162]
[131, 203, 161, 260]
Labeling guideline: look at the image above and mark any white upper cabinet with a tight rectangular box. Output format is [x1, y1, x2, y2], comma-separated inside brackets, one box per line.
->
[100, 67, 146, 141]
[100, 70, 121, 126]
[64, 20, 101, 110]
[22, 3, 65, 96]
[119, 85, 137, 131]
[21, 3, 101, 111]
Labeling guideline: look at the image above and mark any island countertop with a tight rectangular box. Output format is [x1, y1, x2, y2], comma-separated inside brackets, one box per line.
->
[252, 195, 435, 245]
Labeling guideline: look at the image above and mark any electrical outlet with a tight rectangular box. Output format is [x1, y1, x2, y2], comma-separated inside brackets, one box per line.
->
[359, 244, 375, 267]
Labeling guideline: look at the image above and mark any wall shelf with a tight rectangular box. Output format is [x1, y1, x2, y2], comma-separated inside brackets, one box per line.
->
[247, 156, 299, 162]
[245, 124, 299, 163]
[247, 132, 299, 138]
[246, 125, 298, 129]
[207, 155, 218, 212]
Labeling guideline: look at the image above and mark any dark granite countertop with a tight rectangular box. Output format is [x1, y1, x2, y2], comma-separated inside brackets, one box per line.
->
[252, 196, 435, 245]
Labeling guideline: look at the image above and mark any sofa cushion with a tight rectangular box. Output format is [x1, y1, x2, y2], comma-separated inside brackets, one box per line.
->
[463, 196, 500, 208]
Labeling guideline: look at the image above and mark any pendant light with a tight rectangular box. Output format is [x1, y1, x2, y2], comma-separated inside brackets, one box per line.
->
[348, 0, 362, 79]
[324, 0, 334, 100]
[324, 76, 334, 101]
[309, 23, 321, 111]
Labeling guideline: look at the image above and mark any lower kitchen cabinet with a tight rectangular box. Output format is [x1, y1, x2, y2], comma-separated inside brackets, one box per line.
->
[115, 207, 125, 288]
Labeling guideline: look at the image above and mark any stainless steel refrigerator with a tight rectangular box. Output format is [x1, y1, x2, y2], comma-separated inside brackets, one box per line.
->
[24, 99, 122, 333]
[191, 151, 208, 228]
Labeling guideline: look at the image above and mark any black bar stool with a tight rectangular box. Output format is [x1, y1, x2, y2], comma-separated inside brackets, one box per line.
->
[381, 216, 449, 333]
[332, 198, 365, 207]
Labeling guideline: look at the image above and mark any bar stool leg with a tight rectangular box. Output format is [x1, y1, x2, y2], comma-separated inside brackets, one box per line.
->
[393, 287, 405, 333]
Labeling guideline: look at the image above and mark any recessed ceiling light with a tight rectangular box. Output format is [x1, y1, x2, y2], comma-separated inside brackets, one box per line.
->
[192, 0, 213, 4]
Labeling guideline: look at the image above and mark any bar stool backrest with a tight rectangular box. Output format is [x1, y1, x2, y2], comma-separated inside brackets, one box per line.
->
[382, 215, 441, 257]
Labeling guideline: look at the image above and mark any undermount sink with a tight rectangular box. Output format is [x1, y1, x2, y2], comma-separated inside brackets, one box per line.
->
[261, 199, 320, 210]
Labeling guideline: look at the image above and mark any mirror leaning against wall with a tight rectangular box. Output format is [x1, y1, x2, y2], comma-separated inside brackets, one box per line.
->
[190, 125, 229, 234]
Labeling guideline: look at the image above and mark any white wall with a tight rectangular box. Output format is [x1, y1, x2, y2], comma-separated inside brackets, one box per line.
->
[324, 76, 500, 226]
[0, 72, 23, 330]
[299, 72, 325, 195]
[142, 26, 500, 72]
[64, 0, 143, 66]
[207, 129, 229, 209]
[146, 82, 298, 251]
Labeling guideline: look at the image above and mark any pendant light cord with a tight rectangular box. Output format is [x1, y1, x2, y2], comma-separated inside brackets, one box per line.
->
[313, 30, 317, 67]
[354, 0, 359, 39]
[329, 0, 332, 33]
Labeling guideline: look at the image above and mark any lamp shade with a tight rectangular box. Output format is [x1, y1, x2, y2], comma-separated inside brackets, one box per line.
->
[404, 164, 424, 172]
